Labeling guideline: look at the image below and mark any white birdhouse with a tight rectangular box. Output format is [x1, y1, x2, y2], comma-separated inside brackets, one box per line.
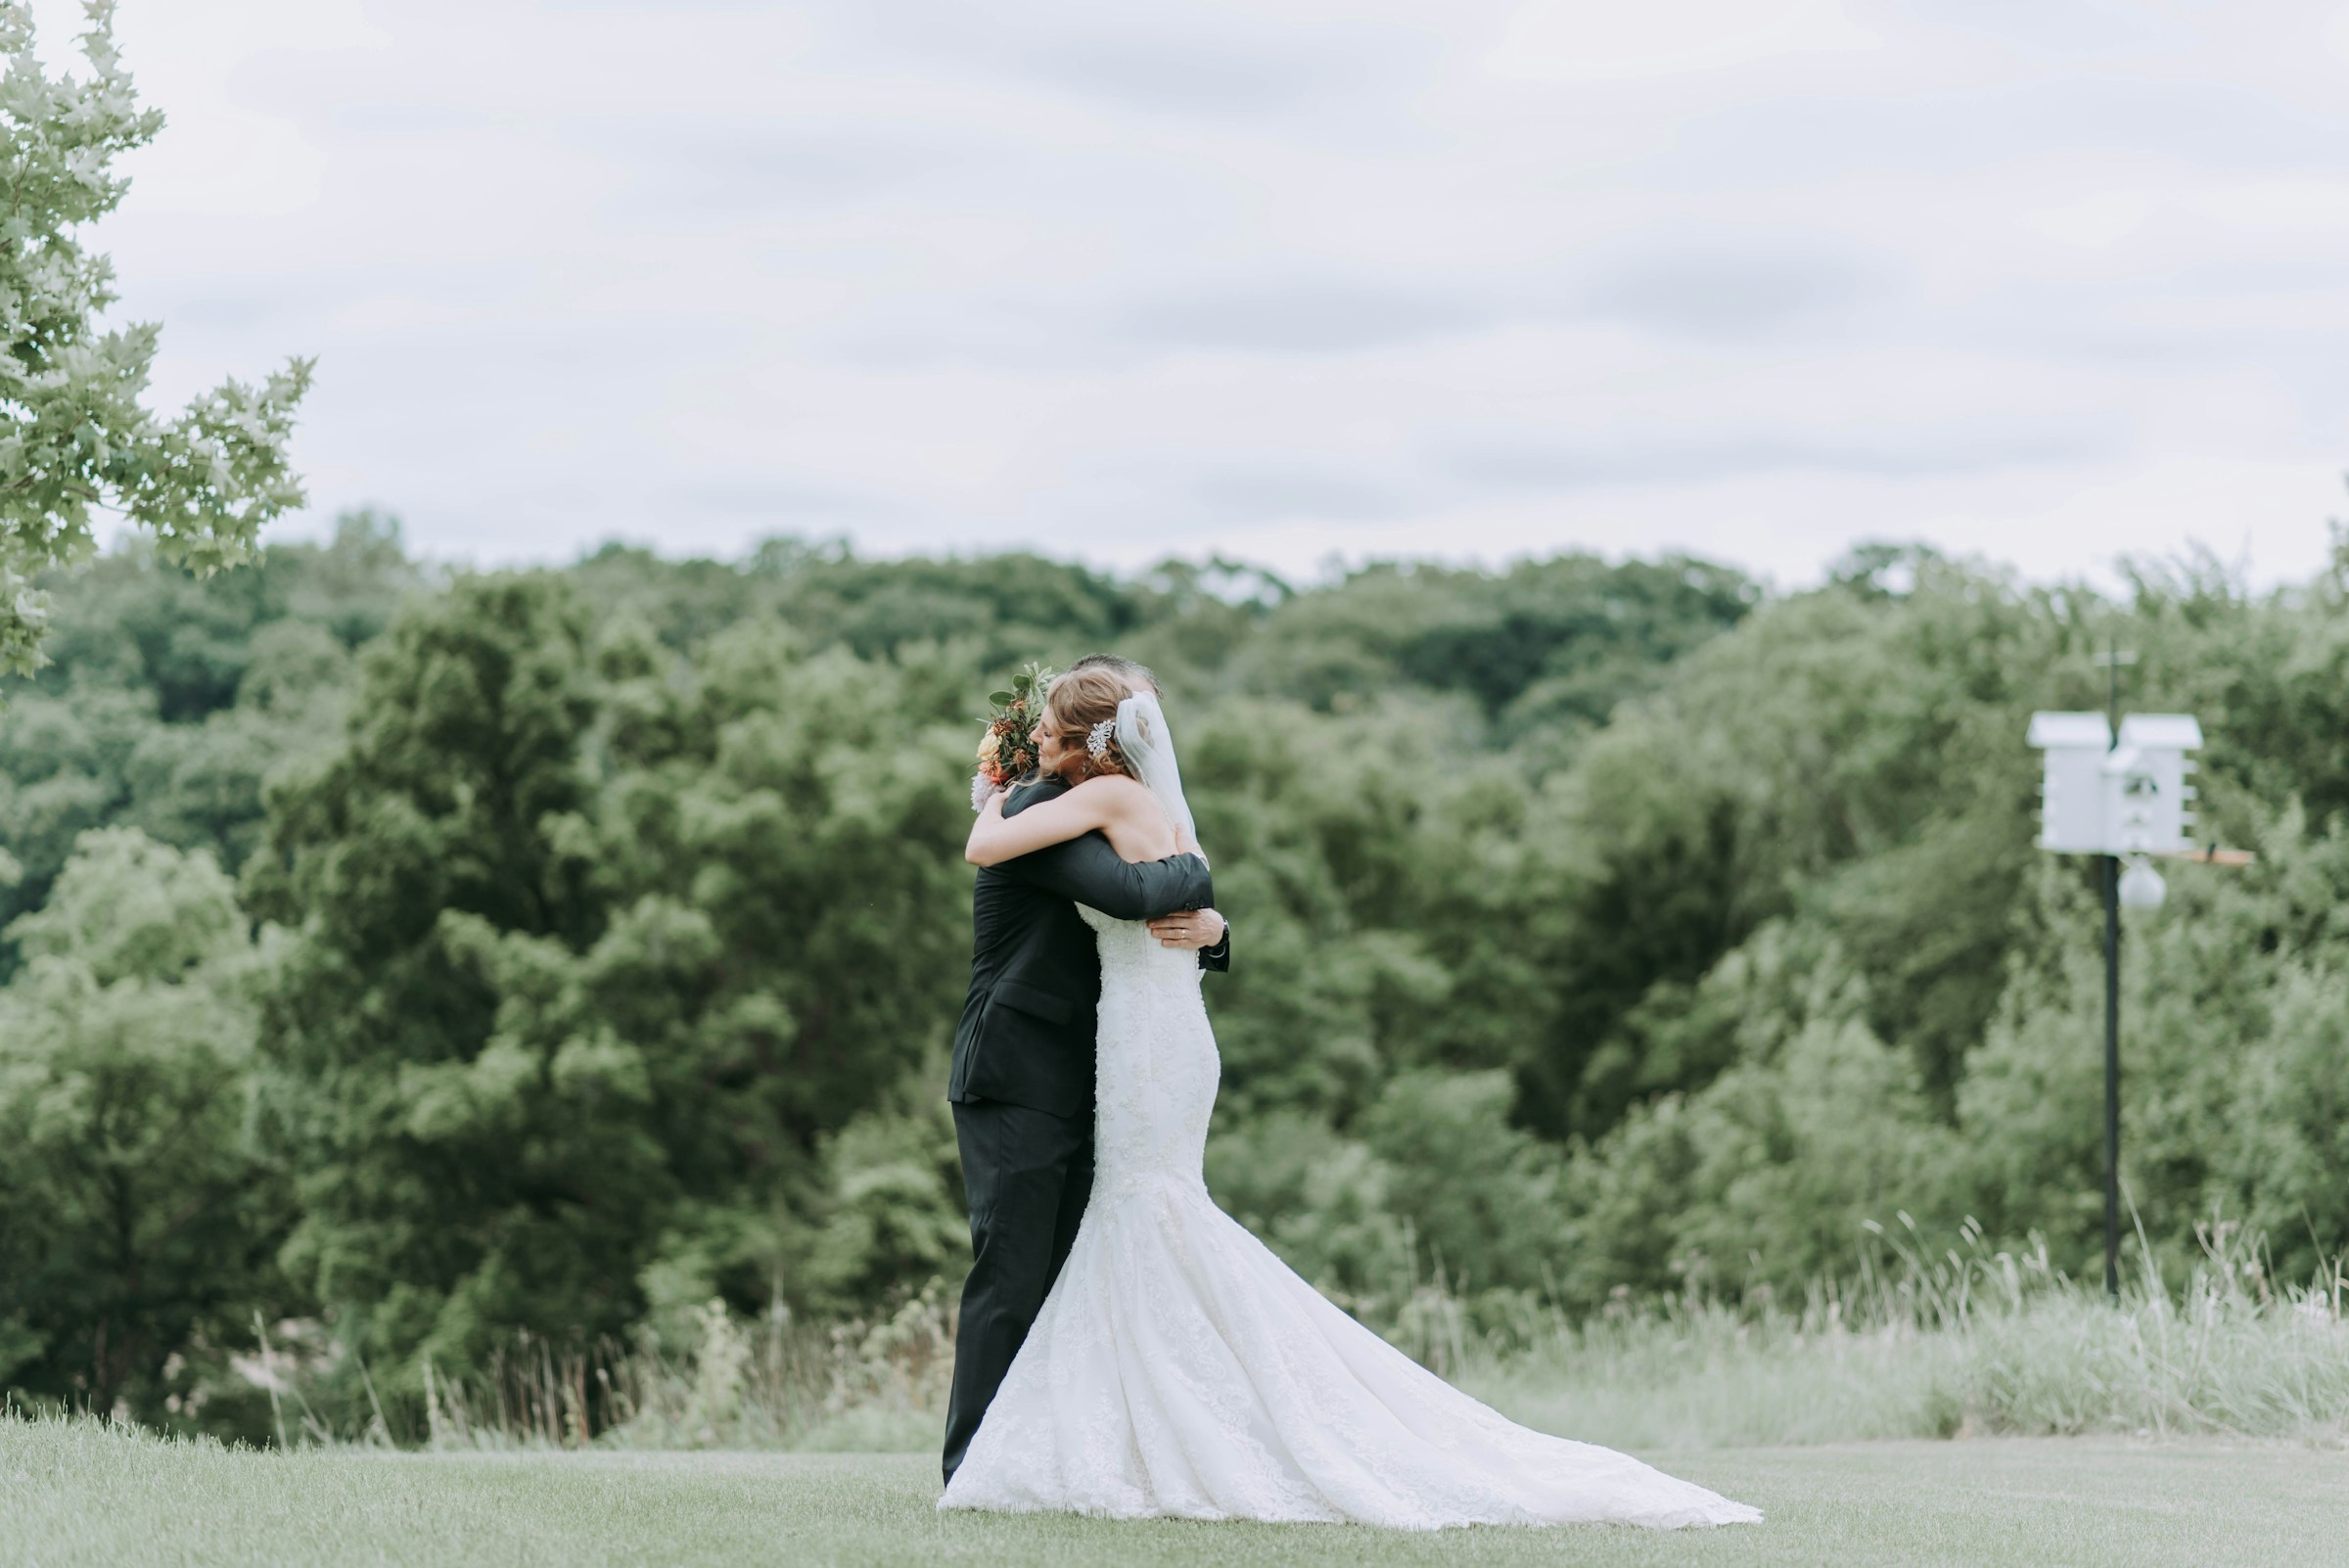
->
[2027, 712, 2112, 853]
[2026, 711, 2202, 855]
[2104, 715, 2202, 855]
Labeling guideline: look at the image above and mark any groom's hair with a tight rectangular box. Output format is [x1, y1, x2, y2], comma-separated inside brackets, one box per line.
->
[1068, 653, 1158, 696]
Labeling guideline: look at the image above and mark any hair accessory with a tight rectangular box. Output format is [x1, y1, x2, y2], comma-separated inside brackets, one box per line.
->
[1086, 718, 1117, 760]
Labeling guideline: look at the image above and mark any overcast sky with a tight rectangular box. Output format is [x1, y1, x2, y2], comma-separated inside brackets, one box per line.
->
[48, 0, 2349, 589]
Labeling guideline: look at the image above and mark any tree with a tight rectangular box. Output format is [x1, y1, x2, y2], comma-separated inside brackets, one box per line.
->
[245, 575, 611, 1385]
[0, 514, 418, 978]
[0, 1, 309, 681]
[248, 576, 981, 1402]
[0, 827, 287, 1426]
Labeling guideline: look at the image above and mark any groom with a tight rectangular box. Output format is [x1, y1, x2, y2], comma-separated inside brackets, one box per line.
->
[942, 654, 1229, 1485]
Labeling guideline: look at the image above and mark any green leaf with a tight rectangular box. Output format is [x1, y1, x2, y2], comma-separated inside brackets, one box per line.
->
[989, 690, 1015, 707]
[0, 3, 307, 684]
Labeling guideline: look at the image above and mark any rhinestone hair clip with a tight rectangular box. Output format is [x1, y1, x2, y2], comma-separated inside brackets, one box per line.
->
[1086, 718, 1117, 760]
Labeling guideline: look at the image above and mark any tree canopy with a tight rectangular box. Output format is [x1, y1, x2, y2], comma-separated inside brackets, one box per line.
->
[0, 1, 309, 681]
[10, 519, 2349, 1442]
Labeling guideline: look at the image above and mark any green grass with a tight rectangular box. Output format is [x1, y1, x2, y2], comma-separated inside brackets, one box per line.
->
[8, 1415, 2346, 1568]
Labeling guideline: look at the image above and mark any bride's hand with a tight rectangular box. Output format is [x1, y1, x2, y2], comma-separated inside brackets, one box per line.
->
[1149, 908, 1225, 949]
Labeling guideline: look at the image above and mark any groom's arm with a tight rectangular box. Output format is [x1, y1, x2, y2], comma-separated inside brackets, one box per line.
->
[1002, 832, 1214, 922]
[998, 775, 1213, 919]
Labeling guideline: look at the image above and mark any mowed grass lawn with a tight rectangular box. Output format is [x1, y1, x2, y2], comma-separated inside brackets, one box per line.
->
[6, 1419, 2345, 1568]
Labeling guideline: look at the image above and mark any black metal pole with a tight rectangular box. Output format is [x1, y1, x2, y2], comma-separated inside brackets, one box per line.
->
[2102, 852, 2121, 1300]
[2102, 634, 2122, 1300]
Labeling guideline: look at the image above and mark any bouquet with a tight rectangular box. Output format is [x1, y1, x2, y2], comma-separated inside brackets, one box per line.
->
[973, 662, 1056, 810]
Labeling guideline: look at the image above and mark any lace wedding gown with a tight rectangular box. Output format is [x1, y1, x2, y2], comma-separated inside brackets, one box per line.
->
[939, 905, 1762, 1530]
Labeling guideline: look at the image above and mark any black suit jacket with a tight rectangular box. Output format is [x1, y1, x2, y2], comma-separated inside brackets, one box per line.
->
[947, 777, 1222, 1118]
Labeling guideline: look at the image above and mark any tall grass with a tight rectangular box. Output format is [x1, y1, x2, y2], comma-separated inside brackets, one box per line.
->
[242, 1216, 2349, 1453]
[405, 1282, 955, 1453]
[1460, 1215, 2349, 1450]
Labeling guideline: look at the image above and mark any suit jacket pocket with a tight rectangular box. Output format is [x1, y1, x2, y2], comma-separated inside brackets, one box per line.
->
[991, 979, 1077, 1025]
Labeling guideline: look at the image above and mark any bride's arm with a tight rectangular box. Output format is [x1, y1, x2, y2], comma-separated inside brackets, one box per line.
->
[965, 779, 1122, 866]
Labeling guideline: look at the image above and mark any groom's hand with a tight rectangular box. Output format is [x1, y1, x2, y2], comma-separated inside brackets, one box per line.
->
[1149, 909, 1225, 949]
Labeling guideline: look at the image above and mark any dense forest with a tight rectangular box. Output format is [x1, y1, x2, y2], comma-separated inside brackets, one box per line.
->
[6, 515, 2349, 1440]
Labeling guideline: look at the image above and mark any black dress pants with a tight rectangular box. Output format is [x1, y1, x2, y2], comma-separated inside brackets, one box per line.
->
[942, 1096, 1093, 1485]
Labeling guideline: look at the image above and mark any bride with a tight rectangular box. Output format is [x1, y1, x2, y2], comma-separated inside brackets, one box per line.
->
[944, 674, 1761, 1531]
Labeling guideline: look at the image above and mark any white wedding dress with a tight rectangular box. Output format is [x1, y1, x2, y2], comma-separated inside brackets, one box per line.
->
[939, 903, 1762, 1530]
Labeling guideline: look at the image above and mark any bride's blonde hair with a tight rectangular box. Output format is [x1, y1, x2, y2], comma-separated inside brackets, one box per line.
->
[1041, 667, 1132, 782]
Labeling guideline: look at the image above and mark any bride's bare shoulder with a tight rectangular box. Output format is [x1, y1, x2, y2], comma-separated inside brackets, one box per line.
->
[1068, 773, 1154, 811]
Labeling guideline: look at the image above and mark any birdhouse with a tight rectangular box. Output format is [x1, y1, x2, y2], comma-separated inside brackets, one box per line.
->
[2026, 712, 2112, 853]
[2102, 715, 2202, 856]
[2026, 711, 2202, 855]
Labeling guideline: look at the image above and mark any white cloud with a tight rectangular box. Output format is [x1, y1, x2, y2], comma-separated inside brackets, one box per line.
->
[1488, 0, 1880, 85]
[48, 0, 2349, 594]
